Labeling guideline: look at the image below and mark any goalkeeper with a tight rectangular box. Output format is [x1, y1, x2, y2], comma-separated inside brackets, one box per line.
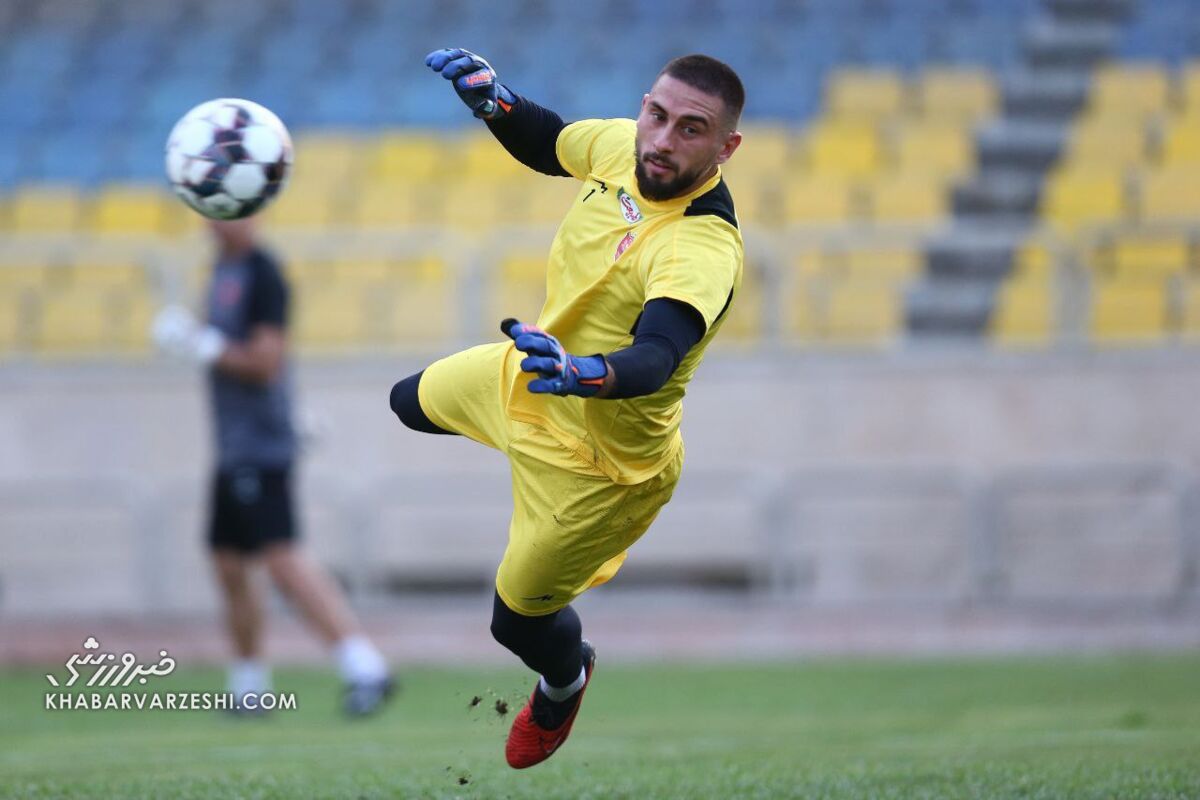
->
[390, 49, 745, 768]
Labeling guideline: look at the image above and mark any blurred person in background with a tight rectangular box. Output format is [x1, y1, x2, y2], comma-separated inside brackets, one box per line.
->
[152, 217, 393, 716]
[391, 49, 744, 767]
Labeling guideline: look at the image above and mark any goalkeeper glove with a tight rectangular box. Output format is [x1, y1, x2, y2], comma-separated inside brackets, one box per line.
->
[502, 318, 607, 398]
[152, 305, 225, 366]
[424, 48, 516, 120]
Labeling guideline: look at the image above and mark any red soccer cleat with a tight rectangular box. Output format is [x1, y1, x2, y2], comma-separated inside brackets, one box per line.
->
[505, 640, 596, 769]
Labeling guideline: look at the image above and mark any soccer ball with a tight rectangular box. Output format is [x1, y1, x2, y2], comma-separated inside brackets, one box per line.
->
[164, 98, 293, 220]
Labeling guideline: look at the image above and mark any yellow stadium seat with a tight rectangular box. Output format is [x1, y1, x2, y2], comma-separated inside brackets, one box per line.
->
[991, 277, 1053, 345]
[1179, 279, 1200, 338]
[713, 258, 762, 345]
[893, 122, 974, 177]
[1065, 119, 1148, 169]
[1041, 169, 1127, 233]
[1094, 233, 1190, 280]
[839, 245, 924, 280]
[1012, 240, 1055, 280]
[527, 179, 581, 224]
[11, 185, 85, 232]
[88, 185, 171, 234]
[784, 273, 821, 340]
[440, 180, 504, 229]
[369, 133, 450, 182]
[34, 286, 149, 354]
[265, 182, 339, 228]
[1136, 167, 1200, 221]
[782, 177, 857, 224]
[292, 284, 376, 349]
[827, 70, 906, 120]
[805, 122, 883, 177]
[459, 131, 526, 180]
[724, 125, 795, 177]
[823, 279, 902, 344]
[1179, 61, 1200, 114]
[866, 173, 947, 224]
[290, 134, 365, 185]
[0, 263, 52, 292]
[387, 280, 457, 347]
[67, 259, 147, 289]
[916, 69, 998, 122]
[1158, 120, 1200, 166]
[1087, 64, 1169, 118]
[1089, 278, 1168, 342]
[0, 291, 21, 353]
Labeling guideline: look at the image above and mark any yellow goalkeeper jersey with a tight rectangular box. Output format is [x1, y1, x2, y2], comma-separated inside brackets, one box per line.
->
[503, 117, 743, 484]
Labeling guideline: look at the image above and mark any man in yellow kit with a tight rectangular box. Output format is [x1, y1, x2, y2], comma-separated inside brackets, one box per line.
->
[390, 48, 744, 768]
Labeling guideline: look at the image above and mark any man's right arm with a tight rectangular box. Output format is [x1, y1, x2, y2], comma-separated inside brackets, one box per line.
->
[425, 47, 570, 178]
[485, 97, 570, 178]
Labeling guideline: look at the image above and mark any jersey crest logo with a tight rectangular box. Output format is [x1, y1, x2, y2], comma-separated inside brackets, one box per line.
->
[614, 231, 636, 261]
[617, 188, 642, 224]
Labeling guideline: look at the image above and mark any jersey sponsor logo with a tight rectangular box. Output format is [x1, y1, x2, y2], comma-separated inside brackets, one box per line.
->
[617, 187, 642, 224]
[614, 231, 636, 261]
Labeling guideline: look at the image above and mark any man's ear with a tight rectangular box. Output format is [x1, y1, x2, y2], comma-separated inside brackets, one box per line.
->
[715, 130, 742, 165]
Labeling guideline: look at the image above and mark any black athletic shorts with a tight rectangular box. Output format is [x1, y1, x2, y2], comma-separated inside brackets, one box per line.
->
[208, 466, 296, 553]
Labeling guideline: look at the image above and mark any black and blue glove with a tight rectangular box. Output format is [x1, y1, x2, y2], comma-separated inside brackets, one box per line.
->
[502, 318, 608, 397]
[425, 48, 516, 120]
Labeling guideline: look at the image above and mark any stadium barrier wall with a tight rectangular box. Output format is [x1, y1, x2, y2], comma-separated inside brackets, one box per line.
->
[1, 348, 1199, 617]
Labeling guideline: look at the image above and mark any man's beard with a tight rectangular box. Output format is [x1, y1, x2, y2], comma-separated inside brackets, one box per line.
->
[633, 148, 706, 201]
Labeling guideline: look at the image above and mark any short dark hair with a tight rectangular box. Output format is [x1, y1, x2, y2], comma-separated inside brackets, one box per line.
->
[657, 54, 745, 128]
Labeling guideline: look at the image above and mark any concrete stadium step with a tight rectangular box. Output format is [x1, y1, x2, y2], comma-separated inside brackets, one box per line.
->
[1044, 0, 1134, 24]
[952, 173, 1043, 219]
[1022, 20, 1119, 69]
[924, 225, 1029, 282]
[1001, 70, 1092, 120]
[975, 121, 1064, 179]
[904, 277, 1000, 337]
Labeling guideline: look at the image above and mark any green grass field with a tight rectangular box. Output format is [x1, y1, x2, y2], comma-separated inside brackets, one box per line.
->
[2, 653, 1199, 799]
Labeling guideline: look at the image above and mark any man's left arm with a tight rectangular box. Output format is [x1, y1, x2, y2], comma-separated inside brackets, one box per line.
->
[503, 298, 706, 399]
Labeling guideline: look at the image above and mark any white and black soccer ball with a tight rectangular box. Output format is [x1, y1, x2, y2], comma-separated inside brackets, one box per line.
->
[164, 98, 293, 220]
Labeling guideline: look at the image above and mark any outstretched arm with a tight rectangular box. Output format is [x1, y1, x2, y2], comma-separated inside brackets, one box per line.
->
[503, 299, 706, 400]
[425, 47, 570, 177]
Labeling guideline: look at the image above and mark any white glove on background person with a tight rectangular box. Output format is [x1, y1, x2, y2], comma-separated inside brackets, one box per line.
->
[152, 305, 226, 365]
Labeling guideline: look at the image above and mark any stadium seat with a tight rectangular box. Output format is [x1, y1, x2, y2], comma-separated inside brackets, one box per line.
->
[1136, 167, 1200, 222]
[783, 177, 858, 224]
[804, 122, 883, 177]
[1158, 119, 1200, 166]
[10, 185, 85, 232]
[915, 69, 998, 122]
[1178, 61, 1200, 114]
[368, 132, 451, 182]
[0, 291, 22, 354]
[991, 277, 1053, 345]
[866, 173, 948, 225]
[292, 284, 378, 350]
[1064, 119, 1149, 170]
[724, 125, 796, 178]
[88, 185, 173, 235]
[826, 70, 907, 120]
[265, 182, 340, 229]
[459, 130, 527, 180]
[1089, 278, 1168, 343]
[1179, 279, 1200, 338]
[1093, 232, 1191, 280]
[893, 122, 975, 177]
[33, 286, 151, 355]
[823, 279, 902, 344]
[1012, 240, 1055, 280]
[1086, 63, 1170, 119]
[837, 244, 924, 281]
[290, 134, 366, 187]
[1040, 169, 1127, 234]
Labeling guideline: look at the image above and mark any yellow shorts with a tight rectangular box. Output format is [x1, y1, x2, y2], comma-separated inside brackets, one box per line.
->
[418, 342, 684, 616]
